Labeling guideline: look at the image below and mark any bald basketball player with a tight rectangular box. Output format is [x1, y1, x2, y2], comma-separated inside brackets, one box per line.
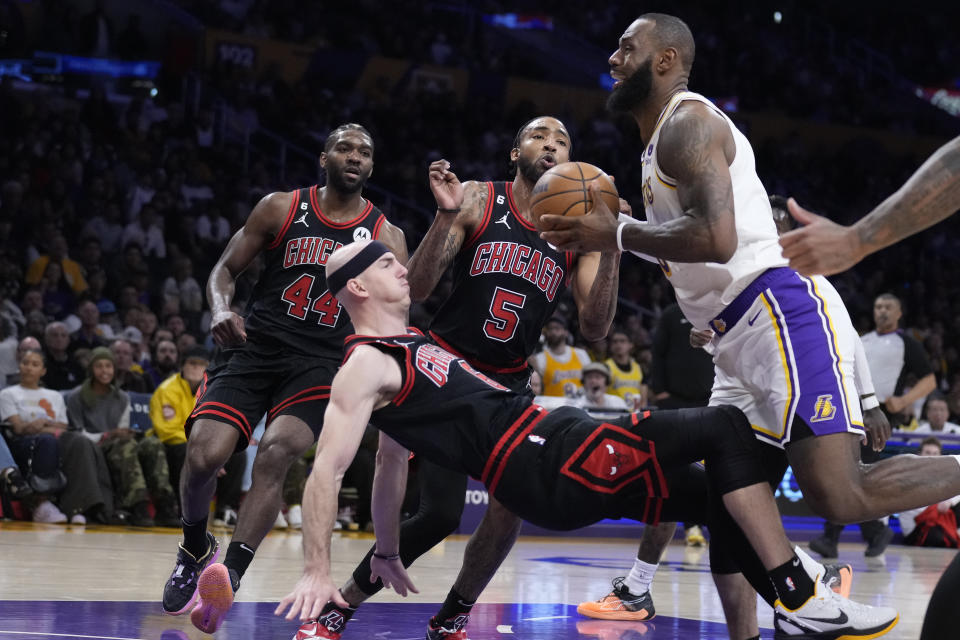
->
[536, 12, 960, 640]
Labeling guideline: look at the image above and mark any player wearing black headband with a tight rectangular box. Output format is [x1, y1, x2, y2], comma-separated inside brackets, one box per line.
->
[160, 124, 407, 634]
[276, 240, 898, 640]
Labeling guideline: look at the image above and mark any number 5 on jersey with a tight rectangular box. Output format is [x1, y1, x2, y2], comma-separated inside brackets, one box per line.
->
[281, 273, 342, 326]
[484, 286, 526, 342]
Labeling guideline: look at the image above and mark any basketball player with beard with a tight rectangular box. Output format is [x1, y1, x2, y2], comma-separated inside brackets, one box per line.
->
[296, 116, 684, 640]
[539, 13, 960, 639]
[160, 123, 407, 634]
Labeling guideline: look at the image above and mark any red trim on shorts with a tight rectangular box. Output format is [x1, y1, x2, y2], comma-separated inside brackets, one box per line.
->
[266, 190, 301, 250]
[506, 182, 537, 231]
[267, 393, 331, 424]
[372, 214, 386, 239]
[191, 401, 252, 436]
[462, 182, 495, 248]
[487, 409, 547, 495]
[428, 331, 528, 374]
[311, 185, 374, 228]
[268, 385, 332, 419]
[191, 408, 251, 438]
[481, 404, 542, 486]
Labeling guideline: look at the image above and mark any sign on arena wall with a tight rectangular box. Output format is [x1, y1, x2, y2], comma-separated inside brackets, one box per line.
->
[915, 87, 960, 118]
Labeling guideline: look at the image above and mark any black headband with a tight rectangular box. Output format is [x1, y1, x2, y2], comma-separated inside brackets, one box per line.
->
[327, 241, 390, 295]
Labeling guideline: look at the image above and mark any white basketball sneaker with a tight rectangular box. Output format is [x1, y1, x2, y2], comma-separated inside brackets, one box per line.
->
[774, 574, 898, 639]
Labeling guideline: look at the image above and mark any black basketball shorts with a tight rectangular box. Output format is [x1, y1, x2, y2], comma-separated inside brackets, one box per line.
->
[186, 339, 338, 450]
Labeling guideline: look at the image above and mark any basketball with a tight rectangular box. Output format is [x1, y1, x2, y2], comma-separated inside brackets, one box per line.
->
[530, 161, 619, 227]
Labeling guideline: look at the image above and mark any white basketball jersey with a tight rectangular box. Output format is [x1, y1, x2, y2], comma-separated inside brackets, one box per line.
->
[632, 91, 787, 328]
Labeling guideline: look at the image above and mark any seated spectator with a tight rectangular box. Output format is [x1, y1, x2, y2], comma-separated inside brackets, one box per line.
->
[529, 315, 591, 398]
[121, 205, 166, 260]
[577, 362, 629, 410]
[66, 347, 178, 527]
[24, 234, 88, 295]
[42, 322, 83, 391]
[5, 336, 40, 387]
[69, 300, 108, 353]
[0, 318, 17, 387]
[900, 437, 960, 548]
[149, 346, 244, 521]
[144, 338, 178, 386]
[1, 350, 68, 523]
[39, 261, 75, 319]
[108, 338, 153, 393]
[163, 258, 203, 318]
[914, 395, 960, 434]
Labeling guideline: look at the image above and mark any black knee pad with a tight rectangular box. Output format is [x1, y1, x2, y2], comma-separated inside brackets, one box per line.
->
[706, 405, 766, 495]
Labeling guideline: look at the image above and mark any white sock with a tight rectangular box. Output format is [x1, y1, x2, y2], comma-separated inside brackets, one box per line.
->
[953, 455, 960, 470]
[624, 559, 658, 595]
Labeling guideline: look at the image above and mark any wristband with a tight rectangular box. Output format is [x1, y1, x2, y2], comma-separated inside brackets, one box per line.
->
[616, 221, 628, 252]
[860, 394, 879, 411]
[373, 551, 401, 561]
[437, 207, 461, 214]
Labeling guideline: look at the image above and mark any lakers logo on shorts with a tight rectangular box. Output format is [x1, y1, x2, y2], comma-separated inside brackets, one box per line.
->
[810, 394, 837, 422]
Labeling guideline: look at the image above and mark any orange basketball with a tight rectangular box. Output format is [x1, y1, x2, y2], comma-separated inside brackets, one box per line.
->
[530, 161, 619, 228]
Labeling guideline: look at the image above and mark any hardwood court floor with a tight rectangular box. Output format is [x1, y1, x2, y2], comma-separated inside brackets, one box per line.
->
[0, 521, 950, 639]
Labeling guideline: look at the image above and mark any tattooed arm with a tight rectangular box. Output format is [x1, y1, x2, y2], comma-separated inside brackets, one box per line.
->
[571, 250, 621, 342]
[538, 103, 737, 260]
[406, 160, 487, 301]
[620, 102, 738, 262]
[780, 135, 960, 275]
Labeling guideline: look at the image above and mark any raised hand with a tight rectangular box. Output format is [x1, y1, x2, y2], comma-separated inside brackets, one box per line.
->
[428, 159, 465, 213]
[539, 182, 620, 252]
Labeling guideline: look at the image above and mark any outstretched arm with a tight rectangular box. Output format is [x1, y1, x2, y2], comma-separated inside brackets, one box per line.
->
[276, 347, 400, 621]
[780, 135, 960, 275]
[367, 432, 420, 597]
[539, 103, 738, 262]
[406, 161, 486, 301]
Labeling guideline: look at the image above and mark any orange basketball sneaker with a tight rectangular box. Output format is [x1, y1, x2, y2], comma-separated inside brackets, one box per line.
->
[577, 577, 655, 621]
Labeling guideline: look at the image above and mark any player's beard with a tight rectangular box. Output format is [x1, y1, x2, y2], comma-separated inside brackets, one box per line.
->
[326, 167, 367, 194]
[607, 57, 654, 113]
[516, 153, 547, 184]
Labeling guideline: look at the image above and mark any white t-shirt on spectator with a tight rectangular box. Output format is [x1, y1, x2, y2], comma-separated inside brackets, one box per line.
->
[163, 276, 204, 313]
[196, 215, 231, 244]
[122, 222, 166, 258]
[0, 384, 68, 423]
[914, 420, 960, 435]
[899, 495, 960, 537]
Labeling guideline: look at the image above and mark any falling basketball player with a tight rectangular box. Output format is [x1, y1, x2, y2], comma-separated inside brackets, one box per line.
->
[160, 124, 407, 634]
[275, 240, 898, 640]
[296, 116, 681, 640]
[537, 13, 960, 639]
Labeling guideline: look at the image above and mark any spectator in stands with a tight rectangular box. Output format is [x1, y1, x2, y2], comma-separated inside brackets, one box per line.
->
[162, 258, 203, 316]
[195, 206, 231, 253]
[23, 311, 46, 342]
[144, 338, 178, 386]
[915, 395, 960, 435]
[66, 347, 178, 527]
[0, 349, 69, 523]
[529, 315, 591, 397]
[578, 362, 629, 410]
[42, 322, 83, 391]
[650, 303, 715, 409]
[81, 200, 124, 254]
[899, 437, 960, 548]
[25, 234, 87, 295]
[5, 336, 40, 388]
[79, 0, 114, 56]
[149, 346, 244, 522]
[77, 237, 104, 276]
[164, 313, 187, 340]
[121, 205, 166, 260]
[38, 261, 76, 320]
[605, 328, 646, 409]
[70, 300, 107, 353]
[0, 317, 17, 387]
[108, 338, 153, 393]
[175, 332, 197, 357]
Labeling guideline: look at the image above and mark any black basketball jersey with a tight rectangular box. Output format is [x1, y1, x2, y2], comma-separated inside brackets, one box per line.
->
[244, 185, 387, 360]
[429, 181, 575, 373]
[343, 331, 534, 479]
